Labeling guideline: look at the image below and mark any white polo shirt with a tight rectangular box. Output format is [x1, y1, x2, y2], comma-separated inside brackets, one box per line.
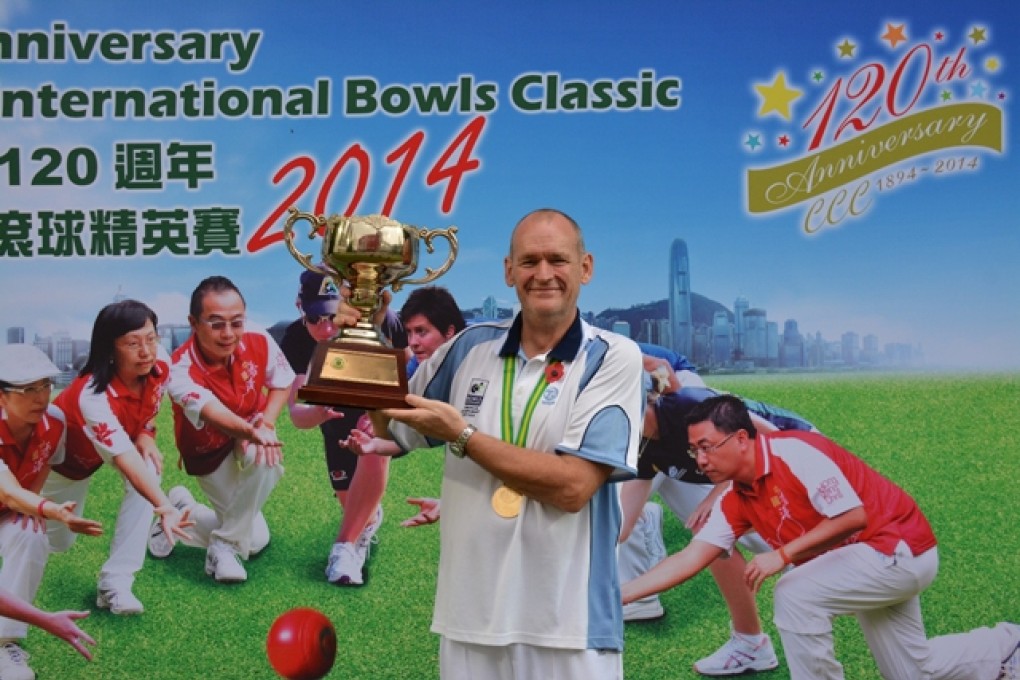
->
[390, 314, 643, 652]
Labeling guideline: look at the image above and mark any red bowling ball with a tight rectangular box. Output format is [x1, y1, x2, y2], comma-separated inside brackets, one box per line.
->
[266, 608, 337, 680]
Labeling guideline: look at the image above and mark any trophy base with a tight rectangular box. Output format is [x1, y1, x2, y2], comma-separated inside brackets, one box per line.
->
[298, 341, 409, 411]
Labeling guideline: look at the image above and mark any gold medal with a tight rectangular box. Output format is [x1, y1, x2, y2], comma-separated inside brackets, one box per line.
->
[491, 485, 523, 518]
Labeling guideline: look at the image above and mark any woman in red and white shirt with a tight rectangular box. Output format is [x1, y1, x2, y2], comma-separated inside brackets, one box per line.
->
[44, 300, 192, 616]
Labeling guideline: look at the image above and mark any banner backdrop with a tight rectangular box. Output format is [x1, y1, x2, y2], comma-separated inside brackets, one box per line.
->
[2, 1, 1017, 370]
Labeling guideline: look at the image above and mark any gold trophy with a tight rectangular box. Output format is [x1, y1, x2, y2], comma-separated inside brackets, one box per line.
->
[283, 207, 458, 409]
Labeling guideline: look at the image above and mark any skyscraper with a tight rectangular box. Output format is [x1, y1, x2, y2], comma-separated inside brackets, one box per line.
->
[711, 311, 732, 366]
[781, 319, 805, 367]
[733, 296, 749, 355]
[668, 239, 692, 357]
[743, 308, 768, 363]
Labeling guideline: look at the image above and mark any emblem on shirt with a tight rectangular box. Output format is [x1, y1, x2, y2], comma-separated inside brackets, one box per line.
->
[30, 441, 53, 474]
[91, 422, 117, 448]
[816, 476, 843, 505]
[541, 384, 560, 405]
[462, 379, 488, 416]
[241, 359, 259, 394]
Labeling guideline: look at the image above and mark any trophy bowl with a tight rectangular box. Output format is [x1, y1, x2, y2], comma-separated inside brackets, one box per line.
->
[283, 208, 458, 409]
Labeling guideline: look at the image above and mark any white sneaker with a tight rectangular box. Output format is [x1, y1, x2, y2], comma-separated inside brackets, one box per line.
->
[148, 519, 174, 559]
[0, 641, 34, 680]
[623, 597, 665, 622]
[355, 505, 384, 561]
[205, 540, 247, 583]
[96, 584, 144, 615]
[1001, 637, 1020, 680]
[326, 542, 365, 586]
[693, 627, 779, 676]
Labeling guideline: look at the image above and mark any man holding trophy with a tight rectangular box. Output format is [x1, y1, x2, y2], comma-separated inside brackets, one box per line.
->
[371, 209, 643, 679]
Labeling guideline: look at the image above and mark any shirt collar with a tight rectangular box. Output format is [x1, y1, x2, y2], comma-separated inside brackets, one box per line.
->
[734, 433, 772, 495]
[498, 311, 583, 362]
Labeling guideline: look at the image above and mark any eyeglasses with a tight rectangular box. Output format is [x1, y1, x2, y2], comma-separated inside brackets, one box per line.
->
[117, 335, 160, 352]
[199, 317, 245, 331]
[687, 432, 737, 459]
[304, 313, 336, 326]
[3, 380, 54, 397]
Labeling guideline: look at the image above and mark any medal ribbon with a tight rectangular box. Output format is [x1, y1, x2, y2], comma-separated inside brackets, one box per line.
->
[500, 355, 559, 447]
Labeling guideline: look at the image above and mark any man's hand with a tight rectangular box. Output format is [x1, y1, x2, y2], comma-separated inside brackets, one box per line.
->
[744, 550, 787, 593]
[642, 355, 680, 395]
[318, 406, 346, 425]
[341, 429, 380, 456]
[401, 497, 441, 527]
[382, 394, 465, 443]
[244, 419, 284, 467]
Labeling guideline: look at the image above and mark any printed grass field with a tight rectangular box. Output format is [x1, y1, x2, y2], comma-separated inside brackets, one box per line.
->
[28, 373, 1020, 679]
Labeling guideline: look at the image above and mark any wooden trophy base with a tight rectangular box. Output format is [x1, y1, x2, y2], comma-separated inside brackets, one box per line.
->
[298, 341, 409, 410]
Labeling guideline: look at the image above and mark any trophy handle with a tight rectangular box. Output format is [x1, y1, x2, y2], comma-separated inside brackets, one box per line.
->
[392, 226, 459, 292]
[282, 207, 337, 277]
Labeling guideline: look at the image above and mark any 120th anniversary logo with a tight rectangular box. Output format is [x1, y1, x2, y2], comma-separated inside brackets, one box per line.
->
[743, 20, 1006, 234]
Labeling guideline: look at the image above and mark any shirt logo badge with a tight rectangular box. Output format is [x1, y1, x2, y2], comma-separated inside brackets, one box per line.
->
[463, 379, 488, 416]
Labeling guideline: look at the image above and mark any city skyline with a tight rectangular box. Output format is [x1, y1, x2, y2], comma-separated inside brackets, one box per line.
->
[11, 237, 926, 375]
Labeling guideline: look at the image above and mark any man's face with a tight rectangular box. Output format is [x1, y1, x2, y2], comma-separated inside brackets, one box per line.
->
[404, 313, 454, 362]
[504, 213, 593, 322]
[190, 289, 246, 366]
[302, 300, 341, 343]
[687, 421, 745, 483]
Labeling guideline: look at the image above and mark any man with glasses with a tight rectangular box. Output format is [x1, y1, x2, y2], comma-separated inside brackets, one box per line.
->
[163, 276, 294, 583]
[618, 382, 817, 675]
[622, 394, 1020, 680]
[281, 270, 406, 586]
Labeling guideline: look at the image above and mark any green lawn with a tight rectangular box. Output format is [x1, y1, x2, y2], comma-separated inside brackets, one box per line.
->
[27, 373, 1020, 679]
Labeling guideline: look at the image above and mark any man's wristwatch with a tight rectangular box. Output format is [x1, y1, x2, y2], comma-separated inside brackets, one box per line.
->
[449, 425, 477, 458]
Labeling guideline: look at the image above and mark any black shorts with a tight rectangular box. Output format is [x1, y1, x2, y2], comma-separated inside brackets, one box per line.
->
[320, 409, 364, 492]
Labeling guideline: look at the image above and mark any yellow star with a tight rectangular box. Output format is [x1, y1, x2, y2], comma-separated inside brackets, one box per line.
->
[881, 23, 907, 49]
[754, 71, 803, 120]
[837, 39, 856, 58]
[969, 27, 987, 44]
[985, 57, 1001, 72]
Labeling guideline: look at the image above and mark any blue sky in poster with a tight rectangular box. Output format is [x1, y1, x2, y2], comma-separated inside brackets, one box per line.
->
[1, 1, 1017, 368]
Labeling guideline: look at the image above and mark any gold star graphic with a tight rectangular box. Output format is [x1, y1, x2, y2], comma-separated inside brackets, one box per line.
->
[881, 23, 908, 49]
[754, 71, 803, 120]
[969, 27, 987, 44]
[985, 57, 1001, 72]
[837, 39, 856, 58]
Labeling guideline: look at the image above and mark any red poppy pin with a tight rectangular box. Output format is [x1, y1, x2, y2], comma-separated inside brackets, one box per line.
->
[545, 362, 564, 384]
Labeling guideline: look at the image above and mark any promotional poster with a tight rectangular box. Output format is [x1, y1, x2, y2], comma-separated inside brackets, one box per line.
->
[3, 2, 1016, 370]
[1, 2, 1017, 679]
